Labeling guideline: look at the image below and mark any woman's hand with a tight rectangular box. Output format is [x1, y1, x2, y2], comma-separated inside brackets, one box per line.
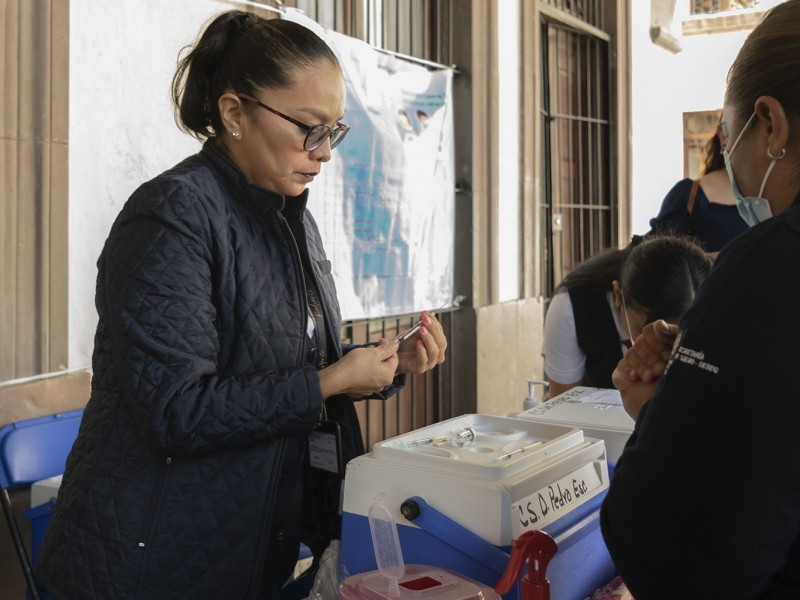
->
[616, 320, 679, 383]
[612, 366, 660, 421]
[396, 311, 448, 375]
[612, 320, 679, 420]
[318, 340, 399, 399]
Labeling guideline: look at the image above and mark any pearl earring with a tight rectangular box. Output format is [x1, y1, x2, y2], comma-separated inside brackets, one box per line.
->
[232, 130, 241, 139]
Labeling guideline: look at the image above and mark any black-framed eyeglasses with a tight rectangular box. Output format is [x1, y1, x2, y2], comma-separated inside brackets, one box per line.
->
[236, 93, 350, 151]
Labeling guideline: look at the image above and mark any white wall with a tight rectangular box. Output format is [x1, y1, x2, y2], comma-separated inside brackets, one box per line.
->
[497, 0, 521, 302]
[629, 4, 751, 236]
[69, 0, 237, 367]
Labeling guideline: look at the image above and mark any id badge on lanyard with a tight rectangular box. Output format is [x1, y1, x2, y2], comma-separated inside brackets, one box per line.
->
[307, 404, 344, 477]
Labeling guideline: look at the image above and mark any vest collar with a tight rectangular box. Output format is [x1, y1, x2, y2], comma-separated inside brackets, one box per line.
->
[200, 139, 310, 219]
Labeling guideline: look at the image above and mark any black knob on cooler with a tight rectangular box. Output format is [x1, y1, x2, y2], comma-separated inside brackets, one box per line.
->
[400, 498, 421, 521]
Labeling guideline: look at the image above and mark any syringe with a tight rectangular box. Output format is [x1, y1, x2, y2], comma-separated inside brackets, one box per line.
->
[403, 426, 476, 449]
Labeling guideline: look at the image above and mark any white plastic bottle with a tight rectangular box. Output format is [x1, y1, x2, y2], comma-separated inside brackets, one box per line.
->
[523, 380, 548, 411]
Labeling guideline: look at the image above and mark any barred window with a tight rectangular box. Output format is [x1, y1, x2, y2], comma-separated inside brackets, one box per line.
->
[690, 0, 760, 15]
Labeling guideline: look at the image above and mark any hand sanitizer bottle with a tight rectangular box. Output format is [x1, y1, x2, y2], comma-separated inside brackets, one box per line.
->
[523, 380, 548, 411]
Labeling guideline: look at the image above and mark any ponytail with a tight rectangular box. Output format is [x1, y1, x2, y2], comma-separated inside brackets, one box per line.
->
[171, 10, 339, 140]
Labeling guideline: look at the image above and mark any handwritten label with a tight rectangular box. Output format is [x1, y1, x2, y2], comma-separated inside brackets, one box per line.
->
[528, 387, 621, 415]
[575, 389, 622, 406]
[511, 463, 603, 536]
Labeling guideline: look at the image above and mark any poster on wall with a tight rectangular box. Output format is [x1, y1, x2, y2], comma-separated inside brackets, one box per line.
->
[283, 10, 455, 321]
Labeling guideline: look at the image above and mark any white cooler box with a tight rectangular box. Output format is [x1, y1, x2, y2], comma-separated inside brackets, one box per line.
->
[516, 387, 635, 469]
[340, 414, 616, 600]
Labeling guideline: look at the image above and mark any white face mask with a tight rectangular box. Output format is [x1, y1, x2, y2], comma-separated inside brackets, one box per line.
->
[723, 111, 781, 227]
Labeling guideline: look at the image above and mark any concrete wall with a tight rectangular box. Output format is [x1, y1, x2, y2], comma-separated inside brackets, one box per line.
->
[446, 298, 544, 419]
[476, 299, 545, 416]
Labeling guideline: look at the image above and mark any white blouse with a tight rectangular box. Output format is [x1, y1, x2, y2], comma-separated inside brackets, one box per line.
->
[542, 290, 630, 384]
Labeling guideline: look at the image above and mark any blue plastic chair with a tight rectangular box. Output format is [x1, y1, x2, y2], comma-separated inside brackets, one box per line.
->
[0, 409, 83, 600]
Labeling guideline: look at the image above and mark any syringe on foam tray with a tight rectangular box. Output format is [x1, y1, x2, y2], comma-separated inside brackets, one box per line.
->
[487, 440, 544, 464]
[399, 426, 476, 449]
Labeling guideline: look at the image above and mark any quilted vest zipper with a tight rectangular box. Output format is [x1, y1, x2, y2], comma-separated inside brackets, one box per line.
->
[277, 213, 309, 367]
[133, 456, 172, 597]
[280, 212, 341, 365]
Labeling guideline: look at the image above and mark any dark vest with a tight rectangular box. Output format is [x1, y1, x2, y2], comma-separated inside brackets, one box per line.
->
[568, 288, 623, 389]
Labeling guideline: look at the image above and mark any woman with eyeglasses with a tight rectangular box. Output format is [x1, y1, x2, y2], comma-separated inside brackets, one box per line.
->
[603, 1, 800, 596]
[541, 234, 712, 400]
[35, 11, 447, 600]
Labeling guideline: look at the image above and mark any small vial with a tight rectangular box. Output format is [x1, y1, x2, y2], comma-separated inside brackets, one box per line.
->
[442, 426, 475, 448]
[405, 426, 476, 449]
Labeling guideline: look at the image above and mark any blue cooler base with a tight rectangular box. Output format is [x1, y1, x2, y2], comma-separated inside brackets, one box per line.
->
[341, 492, 616, 600]
[545, 509, 616, 600]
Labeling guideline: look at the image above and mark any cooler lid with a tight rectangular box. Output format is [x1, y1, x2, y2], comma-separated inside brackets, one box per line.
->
[372, 414, 589, 480]
[517, 386, 634, 433]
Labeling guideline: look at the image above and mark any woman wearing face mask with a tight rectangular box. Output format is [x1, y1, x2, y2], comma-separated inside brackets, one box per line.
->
[34, 11, 447, 600]
[603, 1, 800, 597]
[542, 234, 712, 399]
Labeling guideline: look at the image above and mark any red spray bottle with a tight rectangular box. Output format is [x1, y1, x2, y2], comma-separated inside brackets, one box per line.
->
[494, 530, 558, 600]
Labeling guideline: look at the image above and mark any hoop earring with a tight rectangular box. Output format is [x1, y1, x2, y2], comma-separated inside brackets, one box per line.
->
[232, 130, 241, 139]
[768, 146, 786, 160]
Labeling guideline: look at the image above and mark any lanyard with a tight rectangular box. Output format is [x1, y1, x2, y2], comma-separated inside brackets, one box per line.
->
[302, 265, 328, 370]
